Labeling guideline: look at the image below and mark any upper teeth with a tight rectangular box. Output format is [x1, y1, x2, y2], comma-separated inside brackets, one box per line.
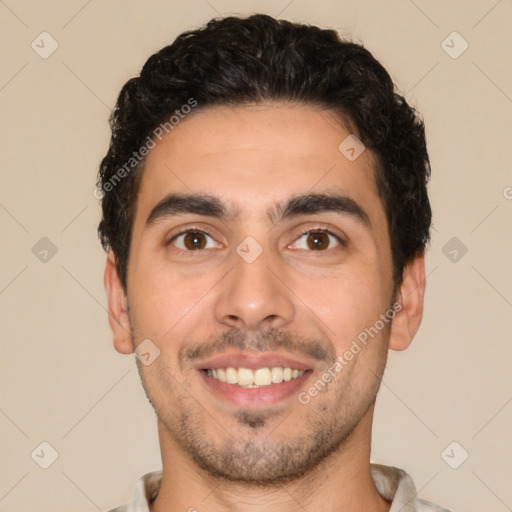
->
[206, 367, 305, 387]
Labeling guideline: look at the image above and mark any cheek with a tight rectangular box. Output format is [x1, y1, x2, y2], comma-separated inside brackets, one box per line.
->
[297, 266, 388, 343]
[129, 256, 214, 339]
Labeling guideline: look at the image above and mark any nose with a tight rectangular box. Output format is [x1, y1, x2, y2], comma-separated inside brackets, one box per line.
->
[214, 247, 295, 332]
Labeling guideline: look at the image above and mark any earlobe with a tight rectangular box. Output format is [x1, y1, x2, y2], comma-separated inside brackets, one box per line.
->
[104, 251, 134, 354]
[388, 253, 426, 351]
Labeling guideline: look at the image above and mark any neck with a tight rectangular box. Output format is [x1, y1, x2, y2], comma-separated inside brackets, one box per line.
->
[151, 407, 390, 512]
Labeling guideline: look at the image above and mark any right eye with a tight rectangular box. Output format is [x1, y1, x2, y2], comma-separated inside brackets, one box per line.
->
[169, 230, 222, 251]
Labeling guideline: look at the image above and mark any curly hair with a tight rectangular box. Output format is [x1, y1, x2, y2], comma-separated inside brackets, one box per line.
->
[97, 14, 431, 291]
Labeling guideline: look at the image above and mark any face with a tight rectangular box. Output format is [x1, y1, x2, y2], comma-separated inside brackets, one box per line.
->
[105, 103, 425, 484]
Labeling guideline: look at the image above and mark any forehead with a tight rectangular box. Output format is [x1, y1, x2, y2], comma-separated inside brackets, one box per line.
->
[134, 103, 385, 227]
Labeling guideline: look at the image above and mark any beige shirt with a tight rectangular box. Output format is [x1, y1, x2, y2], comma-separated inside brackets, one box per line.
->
[109, 464, 451, 512]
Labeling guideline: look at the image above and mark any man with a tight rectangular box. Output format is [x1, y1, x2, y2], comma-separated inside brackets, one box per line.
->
[98, 14, 449, 512]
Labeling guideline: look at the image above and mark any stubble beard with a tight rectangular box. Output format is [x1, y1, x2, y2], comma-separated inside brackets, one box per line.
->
[130, 320, 388, 486]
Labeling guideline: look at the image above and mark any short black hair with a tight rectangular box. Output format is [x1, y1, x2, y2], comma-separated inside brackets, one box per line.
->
[97, 14, 431, 291]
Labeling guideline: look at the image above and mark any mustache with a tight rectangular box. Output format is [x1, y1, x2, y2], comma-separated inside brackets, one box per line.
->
[179, 328, 335, 368]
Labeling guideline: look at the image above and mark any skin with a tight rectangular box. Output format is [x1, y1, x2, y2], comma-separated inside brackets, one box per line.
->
[104, 103, 426, 512]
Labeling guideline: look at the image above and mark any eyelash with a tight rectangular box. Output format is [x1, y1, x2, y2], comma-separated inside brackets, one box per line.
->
[167, 228, 220, 251]
[167, 226, 346, 251]
[293, 228, 347, 249]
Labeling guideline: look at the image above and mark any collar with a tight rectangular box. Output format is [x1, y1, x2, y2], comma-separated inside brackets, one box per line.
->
[116, 464, 447, 512]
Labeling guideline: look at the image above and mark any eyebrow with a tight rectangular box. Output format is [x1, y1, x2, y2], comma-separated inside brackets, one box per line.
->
[271, 193, 371, 228]
[146, 193, 228, 227]
[145, 192, 371, 229]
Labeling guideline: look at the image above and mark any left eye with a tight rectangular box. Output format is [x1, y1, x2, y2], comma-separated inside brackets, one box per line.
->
[291, 231, 341, 251]
[170, 231, 220, 250]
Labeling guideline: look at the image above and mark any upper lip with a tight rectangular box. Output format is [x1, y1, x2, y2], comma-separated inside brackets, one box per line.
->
[195, 351, 314, 371]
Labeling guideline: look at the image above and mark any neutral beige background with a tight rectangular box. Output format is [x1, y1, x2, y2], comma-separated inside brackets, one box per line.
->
[1, 0, 511, 510]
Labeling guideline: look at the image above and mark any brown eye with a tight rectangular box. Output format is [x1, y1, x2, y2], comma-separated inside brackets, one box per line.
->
[171, 231, 220, 251]
[306, 232, 330, 250]
[291, 230, 342, 251]
[183, 232, 207, 250]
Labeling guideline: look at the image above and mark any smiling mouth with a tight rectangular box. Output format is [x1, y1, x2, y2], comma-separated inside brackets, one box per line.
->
[202, 366, 308, 388]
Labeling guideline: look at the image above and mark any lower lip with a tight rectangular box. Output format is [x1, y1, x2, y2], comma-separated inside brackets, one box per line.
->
[200, 370, 313, 407]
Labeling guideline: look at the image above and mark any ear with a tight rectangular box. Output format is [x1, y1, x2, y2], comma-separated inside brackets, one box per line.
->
[104, 251, 134, 354]
[389, 253, 426, 351]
